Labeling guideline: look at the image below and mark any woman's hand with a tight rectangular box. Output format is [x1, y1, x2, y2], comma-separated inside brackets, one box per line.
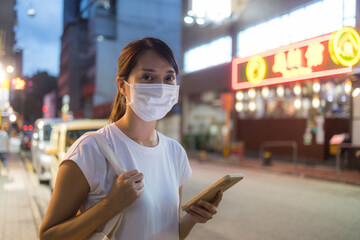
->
[105, 169, 144, 211]
[185, 190, 223, 223]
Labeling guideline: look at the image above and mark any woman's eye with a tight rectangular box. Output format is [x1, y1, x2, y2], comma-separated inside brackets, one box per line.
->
[142, 75, 152, 81]
[166, 75, 175, 82]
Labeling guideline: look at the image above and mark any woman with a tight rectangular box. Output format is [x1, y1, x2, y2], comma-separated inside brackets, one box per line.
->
[39, 37, 223, 240]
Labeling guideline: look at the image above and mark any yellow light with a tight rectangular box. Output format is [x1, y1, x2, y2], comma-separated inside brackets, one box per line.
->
[287, 48, 302, 69]
[312, 95, 320, 108]
[246, 55, 267, 85]
[261, 87, 269, 98]
[305, 42, 325, 68]
[344, 80, 352, 95]
[293, 84, 301, 96]
[11, 77, 26, 90]
[276, 85, 284, 97]
[248, 101, 256, 112]
[235, 102, 244, 112]
[313, 81, 321, 93]
[273, 51, 287, 73]
[236, 91, 244, 101]
[294, 98, 302, 109]
[329, 27, 360, 67]
[353, 88, 360, 97]
[248, 88, 256, 99]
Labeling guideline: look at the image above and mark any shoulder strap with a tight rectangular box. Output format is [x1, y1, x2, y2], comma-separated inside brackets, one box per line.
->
[85, 132, 127, 175]
[85, 132, 125, 239]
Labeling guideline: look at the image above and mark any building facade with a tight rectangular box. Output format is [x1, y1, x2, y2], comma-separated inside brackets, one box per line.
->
[0, 0, 22, 124]
[180, 0, 360, 163]
[60, 0, 182, 139]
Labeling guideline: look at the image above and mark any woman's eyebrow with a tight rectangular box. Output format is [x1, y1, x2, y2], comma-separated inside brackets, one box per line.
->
[140, 68, 156, 72]
[140, 68, 175, 74]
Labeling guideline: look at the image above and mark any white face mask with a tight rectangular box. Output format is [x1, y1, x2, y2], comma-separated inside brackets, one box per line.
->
[124, 82, 179, 122]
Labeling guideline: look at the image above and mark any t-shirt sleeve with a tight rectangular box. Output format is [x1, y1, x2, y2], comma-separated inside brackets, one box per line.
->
[61, 134, 106, 193]
[178, 146, 192, 186]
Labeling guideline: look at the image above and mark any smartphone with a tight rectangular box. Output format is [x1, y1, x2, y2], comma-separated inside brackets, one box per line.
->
[182, 173, 244, 211]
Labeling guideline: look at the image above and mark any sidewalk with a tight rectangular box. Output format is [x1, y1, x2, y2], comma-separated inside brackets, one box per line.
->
[188, 151, 360, 185]
[0, 153, 41, 240]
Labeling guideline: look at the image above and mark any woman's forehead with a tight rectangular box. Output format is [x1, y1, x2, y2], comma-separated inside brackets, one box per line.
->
[134, 50, 174, 72]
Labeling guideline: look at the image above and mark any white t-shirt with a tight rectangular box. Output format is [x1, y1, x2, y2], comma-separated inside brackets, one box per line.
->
[62, 123, 192, 240]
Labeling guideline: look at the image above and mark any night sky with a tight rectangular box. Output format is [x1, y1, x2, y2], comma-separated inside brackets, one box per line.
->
[15, 0, 63, 77]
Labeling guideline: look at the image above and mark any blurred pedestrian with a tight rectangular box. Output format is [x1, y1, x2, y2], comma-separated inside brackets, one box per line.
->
[0, 123, 10, 173]
[40, 37, 223, 240]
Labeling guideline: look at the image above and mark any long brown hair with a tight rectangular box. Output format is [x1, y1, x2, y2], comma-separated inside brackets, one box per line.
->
[108, 37, 179, 123]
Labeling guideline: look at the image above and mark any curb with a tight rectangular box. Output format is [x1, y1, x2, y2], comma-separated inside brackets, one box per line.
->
[20, 150, 43, 234]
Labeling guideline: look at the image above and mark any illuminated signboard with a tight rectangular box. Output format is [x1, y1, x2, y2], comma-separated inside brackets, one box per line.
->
[11, 78, 26, 90]
[232, 27, 360, 90]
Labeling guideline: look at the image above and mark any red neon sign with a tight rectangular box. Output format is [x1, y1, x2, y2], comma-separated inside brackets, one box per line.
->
[232, 33, 353, 90]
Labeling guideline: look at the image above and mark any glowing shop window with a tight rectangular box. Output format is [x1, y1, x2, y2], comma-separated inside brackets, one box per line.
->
[344, 0, 356, 19]
[288, 8, 307, 43]
[237, 0, 356, 58]
[343, 17, 356, 27]
[322, 0, 343, 34]
[184, 36, 232, 73]
[190, 0, 231, 24]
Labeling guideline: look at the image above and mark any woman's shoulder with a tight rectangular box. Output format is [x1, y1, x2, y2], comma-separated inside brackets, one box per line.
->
[158, 132, 186, 153]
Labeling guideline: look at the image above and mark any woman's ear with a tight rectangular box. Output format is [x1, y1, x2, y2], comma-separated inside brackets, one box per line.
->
[116, 76, 126, 94]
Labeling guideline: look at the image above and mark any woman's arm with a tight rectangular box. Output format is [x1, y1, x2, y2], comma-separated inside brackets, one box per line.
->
[39, 160, 144, 240]
[179, 186, 223, 240]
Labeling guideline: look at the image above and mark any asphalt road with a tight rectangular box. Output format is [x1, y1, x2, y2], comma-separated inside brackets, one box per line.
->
[28, 152, 360, 240]
[183, 160, 360, 240]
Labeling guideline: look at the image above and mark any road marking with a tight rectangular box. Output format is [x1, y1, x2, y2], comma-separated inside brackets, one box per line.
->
[20, 150, 34, 173]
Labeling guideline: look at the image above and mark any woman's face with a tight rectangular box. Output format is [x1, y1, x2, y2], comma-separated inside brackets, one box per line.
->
[127, 50, 177, 85]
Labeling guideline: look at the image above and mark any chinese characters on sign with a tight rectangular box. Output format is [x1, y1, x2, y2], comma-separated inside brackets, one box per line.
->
[232, 27, 360, 90]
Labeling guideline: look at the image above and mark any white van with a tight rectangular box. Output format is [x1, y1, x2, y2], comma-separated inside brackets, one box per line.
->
[31, 118, 63, 183]
[46, 119, 108, 190]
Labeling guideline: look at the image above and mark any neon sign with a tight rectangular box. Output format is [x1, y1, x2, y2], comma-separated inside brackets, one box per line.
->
[232, 27, 360, 90]
[329, 27, 360, 66]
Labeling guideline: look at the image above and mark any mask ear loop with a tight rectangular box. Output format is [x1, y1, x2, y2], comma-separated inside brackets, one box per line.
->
[121, 80, 131, 105]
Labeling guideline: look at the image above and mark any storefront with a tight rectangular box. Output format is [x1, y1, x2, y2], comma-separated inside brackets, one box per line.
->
[180, 0, 359, 163]
[231, 27, 360, 162]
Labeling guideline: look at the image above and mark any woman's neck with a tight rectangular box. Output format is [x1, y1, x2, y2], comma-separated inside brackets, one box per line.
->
[115, 110, 158, 147]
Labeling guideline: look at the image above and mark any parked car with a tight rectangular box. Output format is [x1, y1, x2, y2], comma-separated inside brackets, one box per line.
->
[46, 119, 108, 190]
[31, 118, 63, 184]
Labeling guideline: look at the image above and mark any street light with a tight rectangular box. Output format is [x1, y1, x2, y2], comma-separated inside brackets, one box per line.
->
[6, 65, 14, 73]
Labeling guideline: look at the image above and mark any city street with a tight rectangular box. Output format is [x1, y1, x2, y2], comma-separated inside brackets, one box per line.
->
[184, 161, 360, 240]
[1, 152, 360, 239]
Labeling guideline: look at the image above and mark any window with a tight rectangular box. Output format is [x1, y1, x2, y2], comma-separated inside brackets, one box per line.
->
[184, 36, 232, 73]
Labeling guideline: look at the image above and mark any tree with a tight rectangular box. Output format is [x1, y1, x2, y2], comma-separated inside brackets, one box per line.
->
[11, 71, 57, 122]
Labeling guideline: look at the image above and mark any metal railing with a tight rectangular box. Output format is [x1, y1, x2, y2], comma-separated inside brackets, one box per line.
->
[259, 141, 298, 174]
[336, 143, 360, 178]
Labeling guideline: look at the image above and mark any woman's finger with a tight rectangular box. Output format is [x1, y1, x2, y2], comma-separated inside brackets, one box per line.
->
[129, 172, 144, 183]
[135, 182, 144, 190]
[121, 169, 139, 179]
[212, 190, 223, 207]
[197, 200, 217, 214]
[190, 205, 213, 220]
